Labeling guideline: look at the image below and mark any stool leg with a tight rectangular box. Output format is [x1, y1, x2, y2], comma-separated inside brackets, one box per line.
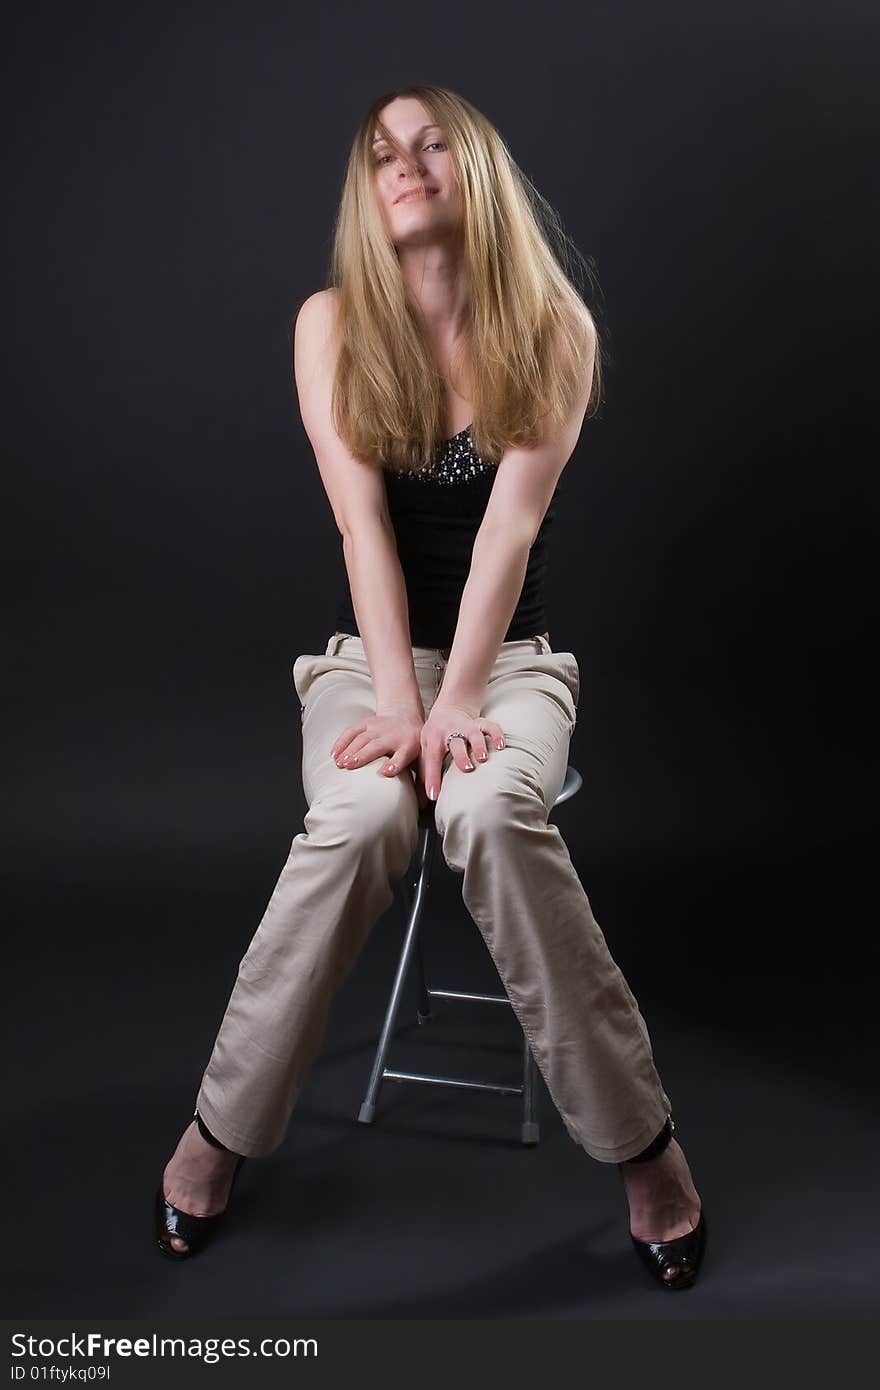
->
[414, 931, 432, 1023]
[521, 1031, 540, 1145]
[358, 825, 438, 1124]
[399, 871, 432, 1022]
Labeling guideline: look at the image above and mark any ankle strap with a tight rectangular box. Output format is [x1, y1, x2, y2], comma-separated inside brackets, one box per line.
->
[194, 1108, 231, 1151]
[626, 1114, 675, 1163]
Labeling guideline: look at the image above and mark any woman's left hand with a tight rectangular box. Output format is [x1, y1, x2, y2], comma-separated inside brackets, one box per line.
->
[419, 699, 506, 802]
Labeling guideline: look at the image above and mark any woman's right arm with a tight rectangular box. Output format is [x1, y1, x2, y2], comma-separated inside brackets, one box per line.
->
[292, 288, 424, 718]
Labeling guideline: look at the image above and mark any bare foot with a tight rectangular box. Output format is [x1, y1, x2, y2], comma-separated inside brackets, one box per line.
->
[620, 1137, 702, 1284]
[161, 1120, 241, 1254]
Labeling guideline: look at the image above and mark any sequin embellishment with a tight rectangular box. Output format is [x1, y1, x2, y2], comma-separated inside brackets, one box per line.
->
[388, 425, 497, 486]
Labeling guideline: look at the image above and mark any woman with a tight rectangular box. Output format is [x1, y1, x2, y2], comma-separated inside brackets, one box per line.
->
[155, 83, 706, 1291]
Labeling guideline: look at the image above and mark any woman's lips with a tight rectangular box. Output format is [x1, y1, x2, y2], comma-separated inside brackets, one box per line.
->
[395, 188, 439, 204]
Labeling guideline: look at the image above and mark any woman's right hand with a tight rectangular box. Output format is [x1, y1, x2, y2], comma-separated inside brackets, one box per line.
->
[330, 702, 425, 779]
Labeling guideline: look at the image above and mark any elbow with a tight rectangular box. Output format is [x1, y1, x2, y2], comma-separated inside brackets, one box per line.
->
[340, 511, 394, 548]
[476, 521, 536, 555]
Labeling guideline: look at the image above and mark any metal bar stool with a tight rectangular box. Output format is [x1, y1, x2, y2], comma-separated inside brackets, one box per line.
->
[357, 763, 583, 1144]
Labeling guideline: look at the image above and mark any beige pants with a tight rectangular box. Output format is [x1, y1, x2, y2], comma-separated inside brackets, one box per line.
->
[194, 631, 672, 1162]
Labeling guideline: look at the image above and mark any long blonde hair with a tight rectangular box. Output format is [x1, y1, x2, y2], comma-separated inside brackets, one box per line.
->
[315, 83, 603, 473]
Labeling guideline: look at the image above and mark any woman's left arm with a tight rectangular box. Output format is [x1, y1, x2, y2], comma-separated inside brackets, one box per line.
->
[422, 345, 595, 798]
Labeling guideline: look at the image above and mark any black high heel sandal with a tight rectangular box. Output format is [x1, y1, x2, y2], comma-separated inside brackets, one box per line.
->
[617, 1115, 707, 1291]
[155, 1109, 247, 1260]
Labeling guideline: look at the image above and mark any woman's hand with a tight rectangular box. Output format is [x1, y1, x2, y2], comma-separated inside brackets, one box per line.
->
[330, 702, 425, 779]
[419, 698, 506, 802]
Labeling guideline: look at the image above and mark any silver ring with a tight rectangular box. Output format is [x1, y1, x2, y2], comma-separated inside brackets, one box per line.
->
[445, 731, 468, 749]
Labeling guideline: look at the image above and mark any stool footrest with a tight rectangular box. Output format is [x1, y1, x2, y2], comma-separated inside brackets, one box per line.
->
[428, 988, 510, 1005]
[382, 1068, 524, 1096]
[358, 787, 583, 1143]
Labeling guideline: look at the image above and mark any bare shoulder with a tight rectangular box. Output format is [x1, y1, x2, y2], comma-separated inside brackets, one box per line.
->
[297, 285, 340, 320]
[556, 295, 597, 358]
[556, 298, 597, 425]
[291, 289, 387, 537]
[294, 287, 340, 353]
[293, 289, 341, 408]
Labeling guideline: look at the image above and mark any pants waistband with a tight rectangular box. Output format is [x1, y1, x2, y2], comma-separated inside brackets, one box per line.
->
[327, 631, 552, 661]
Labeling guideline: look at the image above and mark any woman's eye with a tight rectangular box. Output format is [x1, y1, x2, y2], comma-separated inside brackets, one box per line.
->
[375, 141, 446, 167]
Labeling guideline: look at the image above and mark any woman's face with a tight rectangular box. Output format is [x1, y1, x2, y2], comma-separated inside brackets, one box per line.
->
[371, 97, 461, 247]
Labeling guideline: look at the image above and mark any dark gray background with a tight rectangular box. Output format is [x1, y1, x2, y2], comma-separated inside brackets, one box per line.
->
[4, 0, 877, 1321]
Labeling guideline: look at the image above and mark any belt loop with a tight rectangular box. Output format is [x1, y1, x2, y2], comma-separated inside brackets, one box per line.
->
[534, 635, 542, 653]
[330, 632, 346, 657]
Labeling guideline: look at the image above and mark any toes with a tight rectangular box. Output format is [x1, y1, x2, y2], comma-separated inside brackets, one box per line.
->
[169, 1235, 189, 1254]
[663, 1263, 681, 1281]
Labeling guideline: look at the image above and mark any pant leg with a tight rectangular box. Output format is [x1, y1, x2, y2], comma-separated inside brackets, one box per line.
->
[194, 633, 421, 1157]
[432, 635, 673, 1164]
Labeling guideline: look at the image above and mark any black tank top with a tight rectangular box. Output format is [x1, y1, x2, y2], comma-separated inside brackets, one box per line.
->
[333, 424, 558, 648]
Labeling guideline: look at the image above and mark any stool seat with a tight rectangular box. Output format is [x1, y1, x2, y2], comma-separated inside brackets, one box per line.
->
[357, 763, 583, 1144]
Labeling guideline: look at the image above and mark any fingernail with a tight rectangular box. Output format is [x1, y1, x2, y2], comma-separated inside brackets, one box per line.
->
[464, 762, 473, 771]
[386, 764, 395, 774]
[477, 752, 487, 761]
[428, 785, 436, 800]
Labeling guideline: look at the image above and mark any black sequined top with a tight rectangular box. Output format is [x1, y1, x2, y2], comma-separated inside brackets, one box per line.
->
[333, 424, 558, 648]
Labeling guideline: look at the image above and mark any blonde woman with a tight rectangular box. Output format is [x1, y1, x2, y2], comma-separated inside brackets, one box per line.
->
[155, 84, 706, 1291]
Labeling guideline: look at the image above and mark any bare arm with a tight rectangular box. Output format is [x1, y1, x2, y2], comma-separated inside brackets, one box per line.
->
[293, 289, 423, 717]
[442, 355, 595, 710]
[420, 325, 596, 796]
